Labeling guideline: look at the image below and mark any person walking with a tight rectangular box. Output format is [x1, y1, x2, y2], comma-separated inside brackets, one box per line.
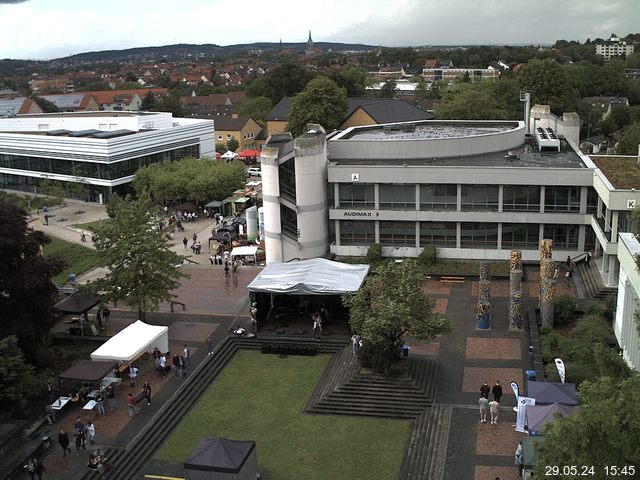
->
[492, 380, 502, 403]
[478, 395, 489, 423]
[178, 355, 187, 378]
[480, 382, 490, 399]
[95, 391, 105, 416]
[129, 364, 138, 387]
[143, 380, 152, 405]
[224, 261, 230, 278]
[351, 333, 361, 356]
[183, 237, 188, 250]
[172, 353, 180, 378]
[106, 384, 117, 412]
[24, 458, 36, 480]
[33, 458, 46, 480]
[127, 393, 137, 416]
[58, 428, 71, 457]
[46, 381, 56, 404]
[313, 313, 321, 341]
[80, 230, 87, 242]
[85, 420, 96, 445]
[73, 417, 85, 452]
[205, 335, 213, 355]
[183, 344, 191, 369]
[43, 213, 49, 225]
[159, 353, 167, 377]
[489, 399, 500, 424]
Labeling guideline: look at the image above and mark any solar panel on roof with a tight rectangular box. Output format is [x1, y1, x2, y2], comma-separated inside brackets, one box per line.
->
[91, 129, 135, 139]
[47, 129, 70, 136]
[68, 129, 101, 137]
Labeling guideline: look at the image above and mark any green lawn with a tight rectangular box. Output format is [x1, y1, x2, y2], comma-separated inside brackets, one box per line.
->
[43, 236, 99, 285]
[156, 350, 410, 480]
[73, 218, 111, 232]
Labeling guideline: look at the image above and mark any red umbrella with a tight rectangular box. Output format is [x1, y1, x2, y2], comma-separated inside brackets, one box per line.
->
[238, 149, 261, 158]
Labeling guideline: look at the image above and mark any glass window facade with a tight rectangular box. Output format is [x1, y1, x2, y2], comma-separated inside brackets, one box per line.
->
[461, 185, 499, 211]
[586, 187, 598, 214]
[379, 184, 416, 209]
[420, 222, 457, 247]
[340, 220, 375, 245]
[379, 221, 415, 246]
[544, 224, 579, 249]
[279, 158, 296, 203]
[544, 186, 580, 212]
[503, 186, 540, 212]
[460, 222, 498, 248]
[502, 223, 539, 248]
[280, 204, 298, 239]
[420, 184, 457, 210]
[339, 184, 374, 208]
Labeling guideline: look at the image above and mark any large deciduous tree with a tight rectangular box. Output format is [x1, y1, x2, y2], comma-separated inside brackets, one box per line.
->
[517, 58, 578, 114]
[534, 375, 640, 478]
[0, 336, 37, 420]
[246, 63, 312, 105]
[616, 122, 640, 155]
[237, 96, 273, 126]
[133, 158, 245, 206]
[0, 200, 63, 366]
[343, 260, 452, 374]
[286, 76, 348, 137]
[91, 196, 187, 320]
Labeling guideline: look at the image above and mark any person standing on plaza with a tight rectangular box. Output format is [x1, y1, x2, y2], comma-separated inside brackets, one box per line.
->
[106, 384, 116, 412]
[74, 417, 85, 452]
[492, 380, 502, 402]
[172, 353, 180, 378]
[183, 237, 188, 250]
[46, 382, 56, 404]
[127, 393, 137, 416]
[478, 395, 489, 423]
[205, 335, 213, 355]
[159, 353, 167, 377]
[351, 333, 361, 356]
[480, 381, 490, 399]
[489, 399, 500, 424]
[153, 347, 161, 369]
[58, 428, 71, 457]
[179, 355, 187, 378]
[129, 364, 138, 387]
[85, 420, 96, 445]
[33, 458, 46, 480]
[44, 213, 49, 225]
[143, 380, 152, 405]
[224, 261, 230, 278]
[183, 344, 191, 369]
[313, 313, 321, 340]
[102, 307, 111, 331]
[95, 391, 105, 416]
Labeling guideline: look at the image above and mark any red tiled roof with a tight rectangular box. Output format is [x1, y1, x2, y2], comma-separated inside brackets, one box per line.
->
[82, 88, 168, 105]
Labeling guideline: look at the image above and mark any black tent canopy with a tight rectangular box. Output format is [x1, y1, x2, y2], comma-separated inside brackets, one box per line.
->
[184, 437, 257, 480]
[53, 294, 100, 314]
[58, 360, 117, 382]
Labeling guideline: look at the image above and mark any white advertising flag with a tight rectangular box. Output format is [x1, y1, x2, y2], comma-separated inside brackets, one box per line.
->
[515, 396, 536, 432]
[554, 358, 566, 384]
[510, 381, 519, 412]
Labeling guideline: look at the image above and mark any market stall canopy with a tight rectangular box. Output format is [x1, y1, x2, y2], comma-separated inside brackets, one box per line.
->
[525, 403, 576, 435]
[90, 320, 169, 362]
[526, 381, 578, 405]
[248, 258, 370, 295]
[53, 294, 100, 314]
[221, 150, 238, 159]
[184, 437, 257, 480]
[238, 149, 261, 158]
[58, 360, 117, 382]
[205, 200, 223, 208]
[233, 196, 250, 204]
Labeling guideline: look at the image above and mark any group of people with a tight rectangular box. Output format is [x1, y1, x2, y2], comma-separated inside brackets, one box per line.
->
[478, 381, 502, 424]
[23, 457, 46, 480]
[152, 345, 190, 380]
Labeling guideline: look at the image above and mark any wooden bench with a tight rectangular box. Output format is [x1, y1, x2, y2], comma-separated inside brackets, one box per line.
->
[441, 276, 465, 284]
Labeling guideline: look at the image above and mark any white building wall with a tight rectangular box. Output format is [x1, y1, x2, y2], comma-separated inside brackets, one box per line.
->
[260, 146, 283, 263]
[615, 233, 640, 371]
[529, 105, 580, 145]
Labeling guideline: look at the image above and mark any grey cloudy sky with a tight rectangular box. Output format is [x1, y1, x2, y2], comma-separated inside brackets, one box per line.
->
[0, 0, 637, 60]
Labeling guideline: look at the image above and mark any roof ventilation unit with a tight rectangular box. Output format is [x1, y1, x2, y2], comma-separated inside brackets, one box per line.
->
[535, 126, 560, 152]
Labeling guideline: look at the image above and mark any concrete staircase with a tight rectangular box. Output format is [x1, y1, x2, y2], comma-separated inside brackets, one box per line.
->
[576, 261, 617, 300]
[398, 404, 453, 480]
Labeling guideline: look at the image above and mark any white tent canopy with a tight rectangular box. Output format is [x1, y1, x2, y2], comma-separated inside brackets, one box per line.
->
[247, 258, 369, 295]
[231, 246, 258, 263]
[221, 151, 238, 159]
[91, 320, 169, 362]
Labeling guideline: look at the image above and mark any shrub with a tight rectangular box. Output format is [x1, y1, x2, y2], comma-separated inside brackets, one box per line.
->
[366, 243, 382, 263]
[539, 324, 552, 335]
[540, 330, 560, 363]
[604, 294, 617, 322]
[554, 294, 576, 326]
[584, 301, 605, 317]
[571, 314, 614, 345]
[564, 362, 597, 385]
[417, 245, 437, 267]
[544, 363, 560, 382]
[592, 344, 632, 379]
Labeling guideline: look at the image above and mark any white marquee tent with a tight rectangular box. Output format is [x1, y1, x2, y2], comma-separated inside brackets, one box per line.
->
[91, 320, 169, 362]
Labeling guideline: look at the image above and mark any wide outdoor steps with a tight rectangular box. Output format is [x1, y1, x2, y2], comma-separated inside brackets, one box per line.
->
[306, 349, 439, 419]
[576, 261, 617, 300]
[398, 404, 453, 480]
[82, 336, 346, 480]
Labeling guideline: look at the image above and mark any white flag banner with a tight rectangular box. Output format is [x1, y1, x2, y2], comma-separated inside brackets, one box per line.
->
[554, 358, 566, 384]
[511, 381, 519, 412]
[515, 396, 536, 432]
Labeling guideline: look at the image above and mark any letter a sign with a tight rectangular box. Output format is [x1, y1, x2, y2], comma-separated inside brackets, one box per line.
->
[351, 173, 360, 182]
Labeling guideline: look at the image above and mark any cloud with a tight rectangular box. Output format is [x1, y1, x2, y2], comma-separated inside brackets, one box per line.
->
[0, 0, 28, 4]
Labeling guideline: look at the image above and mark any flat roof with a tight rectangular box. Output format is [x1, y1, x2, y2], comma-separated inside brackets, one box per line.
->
[340, 121, 518, 141]
[590, 155, 640, 189]
[19, 111, 156, 118]
[330, 140, 585, 169]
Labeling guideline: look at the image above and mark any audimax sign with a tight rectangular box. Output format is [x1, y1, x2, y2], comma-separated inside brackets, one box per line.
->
[342, 210, 379, 217]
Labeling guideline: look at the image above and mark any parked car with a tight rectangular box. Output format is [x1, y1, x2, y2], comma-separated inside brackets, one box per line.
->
[247, 167, 261, 177]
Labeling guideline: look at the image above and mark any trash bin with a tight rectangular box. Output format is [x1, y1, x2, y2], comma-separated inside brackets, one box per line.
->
[401, 346, 410, 358]
[526, 370, 537, 382]
[42, 435, 51, 449]
[68, 273, 77, 283]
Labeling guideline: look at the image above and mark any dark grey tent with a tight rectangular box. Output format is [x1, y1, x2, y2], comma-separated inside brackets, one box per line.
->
[184, 437, 258, 480]
[53, 294, 100, 314]
[525, 402, 576, 435]
[526, 381, 578, 405]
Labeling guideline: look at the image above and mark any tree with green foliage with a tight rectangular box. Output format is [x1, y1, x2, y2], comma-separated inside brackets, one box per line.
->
[517, 58, 577, 114]
[237, 96, 272, 126]
[246, 63, 312, 105]
[133, 157, 244, 206]
[226, 136, 240, 153]
[155, 92, 184, 117]
[327, 65, 368, 96]
[534, 375, 640, 478]
[141, 90, 157, 110]
[616, 122, 640, 155]
[379, 79, 397, 98]
[436, 84, 510, 120]
[91, 196, 187, 320]
[286, 77, 348, 137]
[343, 260, 452, 374]
[0, 201, 63, 366]
[0, 336, 36, 420]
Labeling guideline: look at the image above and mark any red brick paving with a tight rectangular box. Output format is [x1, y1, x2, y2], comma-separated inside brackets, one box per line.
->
[527, 280, 575, 298]
[465, 338, 521, 360]
[434, 298, 448, 315]
[462, 367, 523, 394]
[470, 281, 510, 298]
[475, 466, 520, 480]
[476, 421, 525, 456]
[422, 281, 452, 295]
